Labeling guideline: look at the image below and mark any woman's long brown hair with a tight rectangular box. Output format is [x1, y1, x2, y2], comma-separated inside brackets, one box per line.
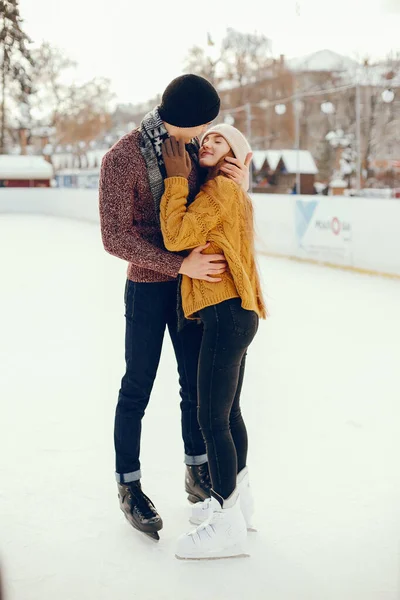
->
[202, 146, 267, 316]
[205, 150, 256, 252]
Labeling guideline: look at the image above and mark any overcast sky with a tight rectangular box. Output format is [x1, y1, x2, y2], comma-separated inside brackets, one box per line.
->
[20, 0, 400, 104]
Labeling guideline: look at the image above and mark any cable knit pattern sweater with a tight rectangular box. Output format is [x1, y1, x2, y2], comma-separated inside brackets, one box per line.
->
[99, 129, 200, 282]
[160, 175, 267, 320]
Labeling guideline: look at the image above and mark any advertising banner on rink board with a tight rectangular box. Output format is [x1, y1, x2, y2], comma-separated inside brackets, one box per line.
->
[295, 198, 353, 264]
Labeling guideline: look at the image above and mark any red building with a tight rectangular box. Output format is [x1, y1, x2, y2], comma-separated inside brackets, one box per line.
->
[0, 156, 53, 188]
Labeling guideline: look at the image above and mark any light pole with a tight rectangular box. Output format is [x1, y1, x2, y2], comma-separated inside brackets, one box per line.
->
[294, 0, 301, 194]
[355, 84, 362, 192]
[274, 94, 301, 193]
[245, 103, 253, 192]
[294, 91, 301, 194]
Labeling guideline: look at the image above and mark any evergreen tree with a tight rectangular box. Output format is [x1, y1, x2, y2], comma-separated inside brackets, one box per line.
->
[0, 0, 33, 153]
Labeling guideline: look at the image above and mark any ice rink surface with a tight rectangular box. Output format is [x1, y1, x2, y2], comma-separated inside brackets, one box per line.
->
[1, 215, 400, 600]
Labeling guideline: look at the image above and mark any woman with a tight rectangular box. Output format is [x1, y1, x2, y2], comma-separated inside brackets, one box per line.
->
[160, 124, 266, 560]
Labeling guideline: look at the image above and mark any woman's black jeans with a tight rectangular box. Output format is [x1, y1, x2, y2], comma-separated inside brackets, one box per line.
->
[198, 298, 259, 500]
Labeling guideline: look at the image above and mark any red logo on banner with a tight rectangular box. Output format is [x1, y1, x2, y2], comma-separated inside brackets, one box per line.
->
[331, 217, 341, 235]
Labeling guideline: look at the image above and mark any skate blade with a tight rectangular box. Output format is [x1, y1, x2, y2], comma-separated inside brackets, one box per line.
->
[122, 512, 161, 541]
[176, 552, 249, 561]
[176, 542, 249, 561]
[247, 526, 257, 533]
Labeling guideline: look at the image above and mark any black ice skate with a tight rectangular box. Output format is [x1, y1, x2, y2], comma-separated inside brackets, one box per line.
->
[185, 463, 212, 504]
[117, 481, 163, 540]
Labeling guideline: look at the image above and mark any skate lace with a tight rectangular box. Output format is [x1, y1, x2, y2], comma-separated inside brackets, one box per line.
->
[201, 498, 212, 510]
[128, 488, 156, 520]
[198, 465, 211, 488]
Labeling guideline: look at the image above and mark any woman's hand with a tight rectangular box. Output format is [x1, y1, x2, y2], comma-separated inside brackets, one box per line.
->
[162, 137, 192, 179]
[220, 152, 253, 191]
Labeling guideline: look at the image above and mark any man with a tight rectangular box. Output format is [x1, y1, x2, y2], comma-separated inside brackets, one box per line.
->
[99, 74, 251, 540]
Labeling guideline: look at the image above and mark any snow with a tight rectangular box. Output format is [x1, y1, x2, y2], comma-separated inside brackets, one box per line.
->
[251, 150, 266, 171]
[251, 151, 269, 171]
[264, 150, 282, 171]
[330, 179, 348, 187]
[252, 150, 317, 174]
[279, 150, 318, 174]
[287, 50, 400, 89]
[86, 149, 108, 168]
[288, 50, 359, 73]
[51, 149, 107, 172]
[1, 214, 400, 600]
[0, 156, 53, 180]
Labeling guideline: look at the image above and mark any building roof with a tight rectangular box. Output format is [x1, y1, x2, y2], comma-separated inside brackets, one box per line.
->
[253, 149, 318, 174]
[0, 155, 53, 180]
[288, 50, 358, 73]
[288, 49, 400, 87]
[264, 150, 282, 171]
[278, 150, 319, 174]
[330, 179, 347, 188]
[252, 151, 269, 171]
[252, 150, 282, 171]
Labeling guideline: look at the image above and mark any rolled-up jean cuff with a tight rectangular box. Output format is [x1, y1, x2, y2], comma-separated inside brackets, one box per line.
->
[184, 454, 208, 466]
[115, 470, 142, 484]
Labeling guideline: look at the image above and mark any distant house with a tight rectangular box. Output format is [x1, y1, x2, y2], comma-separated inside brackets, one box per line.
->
[329, 179, 348, 196]
[55, 168, 100, 189]
[52, 149, 107, 189]
[252, 150, 281, 173]
[51, 149, 107, 172]
[253, 149, 318, 194]
[0, 156, 53, 188]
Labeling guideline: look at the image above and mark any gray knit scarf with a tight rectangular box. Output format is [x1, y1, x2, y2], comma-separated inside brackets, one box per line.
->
[139, 107, 200, 224]
[140, 107, 201, 330]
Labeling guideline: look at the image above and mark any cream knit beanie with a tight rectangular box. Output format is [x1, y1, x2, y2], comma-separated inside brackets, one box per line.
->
[202, 123, 252, 164]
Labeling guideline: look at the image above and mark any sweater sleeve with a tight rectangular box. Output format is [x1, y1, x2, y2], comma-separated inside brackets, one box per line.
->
[160, 176, 230, 252]
[99, 150, 184, 278]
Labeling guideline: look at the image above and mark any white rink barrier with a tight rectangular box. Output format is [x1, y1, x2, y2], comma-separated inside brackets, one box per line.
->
[0, 188, 100, 223]
[252, 193, 400, 278]
[1, 188, 400, 278]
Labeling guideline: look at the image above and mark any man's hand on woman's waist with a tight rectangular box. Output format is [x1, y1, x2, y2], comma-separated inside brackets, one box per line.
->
[179, 243, 227, 283]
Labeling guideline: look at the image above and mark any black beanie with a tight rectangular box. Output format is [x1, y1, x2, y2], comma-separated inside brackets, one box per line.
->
[158, 74, 220, 128]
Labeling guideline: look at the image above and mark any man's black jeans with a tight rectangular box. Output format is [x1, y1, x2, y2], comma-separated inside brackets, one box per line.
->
[198, 298, 259, 500]
[115, 280, 207, 483]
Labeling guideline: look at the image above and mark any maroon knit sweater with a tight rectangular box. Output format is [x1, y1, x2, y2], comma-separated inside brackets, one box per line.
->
[99, 129, 200, 282]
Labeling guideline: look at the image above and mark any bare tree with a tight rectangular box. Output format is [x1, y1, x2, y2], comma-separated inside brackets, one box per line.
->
[0, 0, 34, 153]
[359, 55, 400, 178]
[30, 42, 76, 127]
[184, 28, 272, 93]
[26, 43, 114, 156]
[221, 28, 272, 88]
[184, 44, 221, 87]
[55, 77, 114, 163]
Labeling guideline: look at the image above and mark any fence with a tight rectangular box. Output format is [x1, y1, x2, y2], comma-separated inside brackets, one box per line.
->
[1, 189, 399, 278]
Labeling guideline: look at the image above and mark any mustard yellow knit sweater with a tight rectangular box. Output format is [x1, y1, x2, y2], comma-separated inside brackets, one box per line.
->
[160, 175, 267, 320]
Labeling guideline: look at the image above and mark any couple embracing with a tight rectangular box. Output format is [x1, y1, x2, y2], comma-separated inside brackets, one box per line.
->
[99, 74, 266, 560]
